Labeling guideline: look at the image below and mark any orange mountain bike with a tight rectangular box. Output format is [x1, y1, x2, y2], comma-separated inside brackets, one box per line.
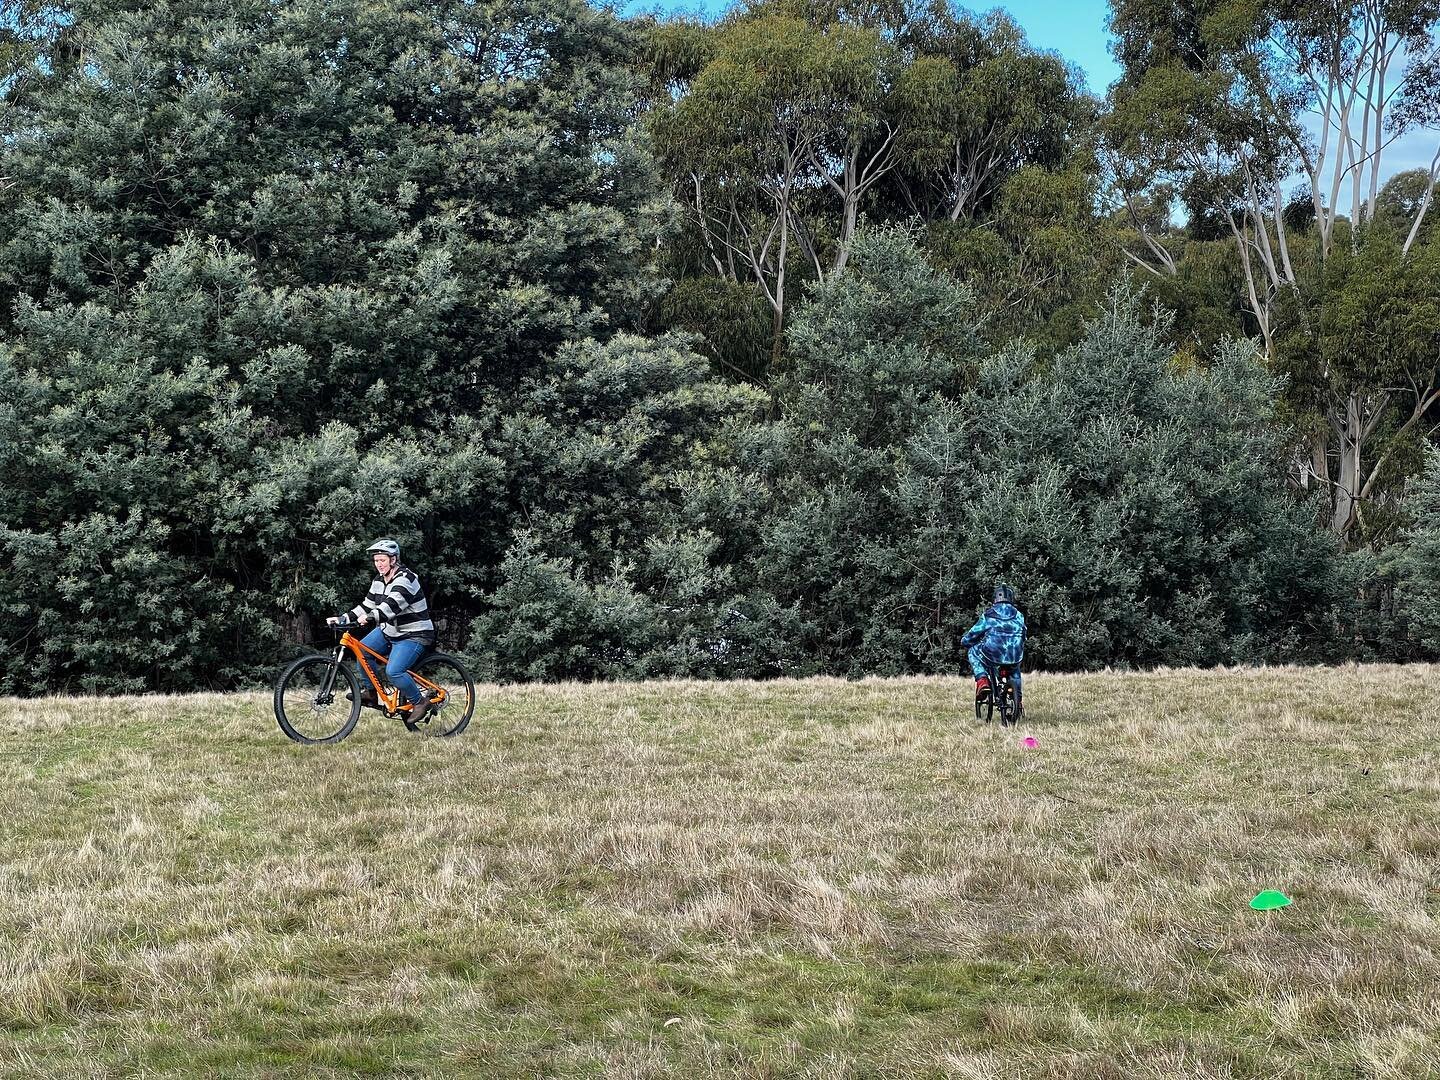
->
[273, 616, 476, 744]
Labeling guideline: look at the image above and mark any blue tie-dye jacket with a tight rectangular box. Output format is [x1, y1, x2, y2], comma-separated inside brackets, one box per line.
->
[961, 602, 1026, 665]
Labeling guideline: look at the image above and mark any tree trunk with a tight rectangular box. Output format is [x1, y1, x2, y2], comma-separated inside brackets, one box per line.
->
[1329, 392, 1363, 541]
[833, 195, 859, 275]
[771, 188, 790, 369]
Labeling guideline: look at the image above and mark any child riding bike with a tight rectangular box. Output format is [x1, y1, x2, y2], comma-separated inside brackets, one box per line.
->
[326, 538, 438, 724]
[962, 583, 1026, 707]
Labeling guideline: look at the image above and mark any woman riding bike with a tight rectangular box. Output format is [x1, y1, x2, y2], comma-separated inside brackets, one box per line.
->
[327, 538, 437, 724]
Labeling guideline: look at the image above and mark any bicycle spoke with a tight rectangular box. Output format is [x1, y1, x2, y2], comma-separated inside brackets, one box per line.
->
[407, 654, 475, 736]
[275, 656, 361, 744]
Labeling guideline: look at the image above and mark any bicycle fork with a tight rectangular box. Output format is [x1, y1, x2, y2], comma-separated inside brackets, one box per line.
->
[313, 646, 346, 706]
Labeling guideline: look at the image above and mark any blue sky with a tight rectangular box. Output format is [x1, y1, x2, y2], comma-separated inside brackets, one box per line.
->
[945, 0, 1121, 94]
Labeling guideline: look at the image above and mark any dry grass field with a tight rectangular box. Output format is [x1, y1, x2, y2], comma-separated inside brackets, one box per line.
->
[1, 665, 1438, 1078]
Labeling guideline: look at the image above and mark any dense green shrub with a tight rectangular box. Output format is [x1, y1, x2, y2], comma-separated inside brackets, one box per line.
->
[745, 226, 1347, 673]
[1383, 447, 1440, 657]
[0, 0, 718, 691]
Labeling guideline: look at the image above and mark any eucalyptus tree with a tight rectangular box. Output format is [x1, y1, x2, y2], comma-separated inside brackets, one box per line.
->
[1106, 0, 1440, 543]
[889, 8, 1085, 223]
[1274, 205, 1440, 543]
[646, 9, 911, 365]
[0, 1, 66, 195]
[882, 7, 1107, 346]
[644, 0, 1101, 374]
[1108, 0, 1440, 313]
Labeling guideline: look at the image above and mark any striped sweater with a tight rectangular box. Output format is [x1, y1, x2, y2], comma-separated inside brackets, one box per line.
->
[348, 566, 435, 641]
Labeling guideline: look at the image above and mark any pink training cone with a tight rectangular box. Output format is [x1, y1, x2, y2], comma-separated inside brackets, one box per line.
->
[1021, 736, 1038, 749]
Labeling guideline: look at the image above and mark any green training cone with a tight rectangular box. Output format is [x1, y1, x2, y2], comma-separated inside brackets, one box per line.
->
[1249, 890, 1292, 911]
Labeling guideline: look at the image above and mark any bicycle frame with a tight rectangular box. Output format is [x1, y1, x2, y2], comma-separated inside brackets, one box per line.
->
[327, 631, 449, 716]
[975, 662, 1021, 725]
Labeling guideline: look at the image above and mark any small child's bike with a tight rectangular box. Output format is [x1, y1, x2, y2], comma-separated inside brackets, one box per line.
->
[976, 664, 1023, 728]
[273, 617, 475, 744]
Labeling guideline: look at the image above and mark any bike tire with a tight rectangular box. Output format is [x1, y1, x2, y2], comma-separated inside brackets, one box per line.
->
[404, 652, 476, 737]
[274, 655, 363, 744]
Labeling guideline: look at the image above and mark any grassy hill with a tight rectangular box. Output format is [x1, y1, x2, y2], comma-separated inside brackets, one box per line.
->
[2, 667, 1437, 1078]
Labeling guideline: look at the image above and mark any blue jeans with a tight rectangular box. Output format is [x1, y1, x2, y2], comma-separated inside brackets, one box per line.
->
[358, 627, 427, 705]
[969, 645, 1022, 702]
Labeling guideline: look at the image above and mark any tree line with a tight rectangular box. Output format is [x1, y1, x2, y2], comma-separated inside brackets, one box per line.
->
[0, 0, 1436, 693]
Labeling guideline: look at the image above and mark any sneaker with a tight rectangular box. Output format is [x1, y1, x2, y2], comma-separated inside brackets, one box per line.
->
[975, 677, 992, 703]
[407, 688, 437, 725]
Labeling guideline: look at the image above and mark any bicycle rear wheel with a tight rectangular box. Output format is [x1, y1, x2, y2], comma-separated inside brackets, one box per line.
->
[998, 690, 1016, 727]
[275, 655, 362, 744]
[405, 652, 475, 737]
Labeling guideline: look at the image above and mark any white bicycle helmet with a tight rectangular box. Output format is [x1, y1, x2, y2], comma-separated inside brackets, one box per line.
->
[366, 538, 400, 559]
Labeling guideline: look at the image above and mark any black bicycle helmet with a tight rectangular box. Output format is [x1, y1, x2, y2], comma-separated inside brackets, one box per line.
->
[993, 583, 1016, 604]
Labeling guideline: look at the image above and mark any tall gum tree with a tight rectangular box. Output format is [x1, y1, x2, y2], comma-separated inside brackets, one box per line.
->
[645, 10, 909, 367]
[1106, 0, 1440, 544]
[644, 0, 1095, 377]
[0, 2, 68, 197]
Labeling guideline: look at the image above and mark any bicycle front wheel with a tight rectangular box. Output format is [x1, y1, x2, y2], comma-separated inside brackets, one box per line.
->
[274, 655, 362, 744]
[406, 652, 476, 737]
